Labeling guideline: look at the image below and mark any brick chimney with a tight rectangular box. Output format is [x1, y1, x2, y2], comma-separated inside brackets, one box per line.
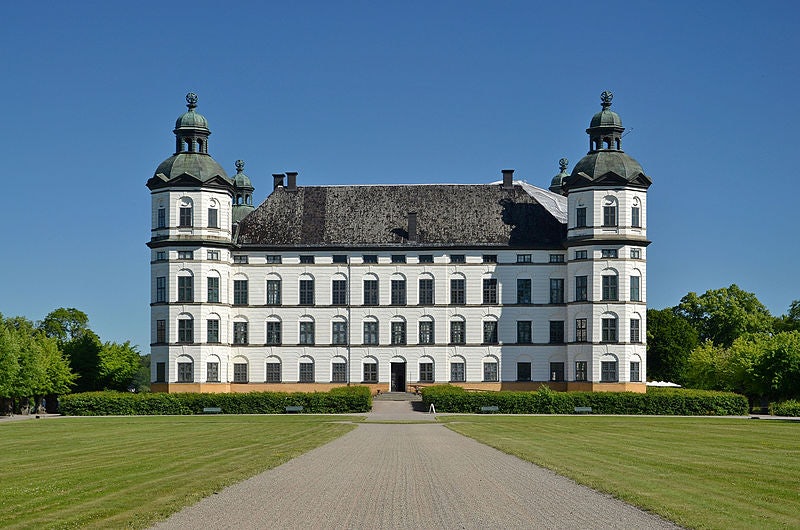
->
[502, 169, 514, 190]
[286, 171, 298, 192]
[272, 173, 285, 190]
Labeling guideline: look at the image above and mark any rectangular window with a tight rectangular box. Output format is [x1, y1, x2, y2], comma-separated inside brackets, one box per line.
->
[207, 319, 219, 343]
[207, 362, 219, 382]
[630, 361, 641, 382]
[601, 249, 618, 259]
[156, 319, 166, 343]
[156, 276, 166, 303]
[391, 321, 406, 345]
[576, 318, 588, 342]
[517, 362, 532, 382]
[207, 277, 219, 303]
[549, 254, 565, 263]
[602, 275, 618, 301]
[574, 250, 588, 260]
[156, 362, 166, 383]
[266, 255, 282, 264]
[178, 251, 193, 260]
[483, 321, 498, 344]
[419, 255, 433, 263]
[178, 319, 194, 343]
[233, 255, 248, 264]
[630, 319, 641, 343]
[450, 279, 465, 304]
[208, 208, 218, 228]
[483, 362, 498, 382]
[549, 321, 565, 344]
[363, 363, 378, 383]
[576, 207, 587, 228]
[516, 254, 532, 263]
[207, 250, 220, 261]
[266, 321, 281, 345]
[630, 276, 641, 302]
[157, 208, 166, 228]
[179, 206, 192, 227]
[300, 255, 315, 264]
[363, 280, 378, 305]
[632, 206, 641, 228]
[299, 362, 314, 382]
[299, 322, 315, 345]
[332, 322, 347, 345]
[630, 248, 641, 259]
[482, 278, 498, 304]
[550, 278, 565, 304]
[391, 280, 406, 305]
[602, 318, 618, 342]
[418, 321, 434, 344]
[332, 279, 348, 305]
[363, 321, 379, 345]
[419, 362, 434, 383]
[603, 205, 617, 227]
[517, 279, 531, 304]
[156, 251, 166, 261]
[177, 362, 193, 383]
[601, 361, 618, 382]
[550, 362, 565, 382]
[482, 254, 497, 263]
[575, 361, 588, 382]
[517, 321, 532, 344]
[233, 279, 248, 305]
[450, 254, 465, 264]
[299, 279, 314, 305]
[266, 362, 281, 383]
[233, 363, 248, 383]
[177, 276, 193, 302]
[450, 362, 465, 382]
[418, 279, 434, 305]
[391, 254, 406, 263]
[332, 362, 347, 383]
[450, 321, 465, 344]
[233, 322, 248, 345]
[266, 280, 281, 305]
[332, 254, 347, 264]
[362, 254, 378, 264]
[575, 276, 588, 302]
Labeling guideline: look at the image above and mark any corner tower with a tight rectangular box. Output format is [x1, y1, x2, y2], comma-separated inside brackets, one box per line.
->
[563, 91, 652, 391]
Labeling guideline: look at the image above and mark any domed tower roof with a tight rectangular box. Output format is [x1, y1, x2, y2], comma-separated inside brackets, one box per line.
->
[563, 91, 652, 192]
[147, 93, 232, 189]
[232, 159, 256, 223]
[549, 158, 570, 195]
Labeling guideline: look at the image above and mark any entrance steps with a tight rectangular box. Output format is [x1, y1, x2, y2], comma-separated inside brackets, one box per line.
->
[373, 392, 422, 402]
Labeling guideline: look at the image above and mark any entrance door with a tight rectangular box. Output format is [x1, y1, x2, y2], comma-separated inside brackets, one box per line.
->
[390, 362, 406, 392]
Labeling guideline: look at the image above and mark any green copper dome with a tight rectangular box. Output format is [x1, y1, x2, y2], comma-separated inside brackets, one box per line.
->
[174, 92, 209, 131]
[233, 159, 253, 188]
[154, 153, 230, 182]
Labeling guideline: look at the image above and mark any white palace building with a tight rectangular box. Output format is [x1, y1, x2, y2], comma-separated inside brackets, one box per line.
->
[148, 91, 652, 393]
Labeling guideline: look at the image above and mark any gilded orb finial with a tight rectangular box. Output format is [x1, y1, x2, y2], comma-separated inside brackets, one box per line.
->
[559, 158, 569, 172]
[600, 90, 613, 109]
[235, 159, 245, 173]
[186, 92, 198, 109]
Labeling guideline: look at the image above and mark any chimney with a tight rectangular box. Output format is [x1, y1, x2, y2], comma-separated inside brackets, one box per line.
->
[502, 169, 514, 190]
[407, 212, 417, 242]
[285, 171, 298, 192]
[272, 173, 285, 190]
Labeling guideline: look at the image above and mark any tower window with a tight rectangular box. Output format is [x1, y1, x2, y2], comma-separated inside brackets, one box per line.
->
[208, 208, 218, 228]
[179, 206, 193, 227]
[603, 205, 617, 227]
[157, 208, 166, 228]
[576, 207, 587, 228]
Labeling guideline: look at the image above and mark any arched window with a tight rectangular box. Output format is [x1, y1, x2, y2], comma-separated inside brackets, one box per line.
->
[266, 355, 282, 383]
[176, 354, 194, 383]
[266, 316, 282, 346]
[178, 197, 193, 227]
[362, 356, 378, 383]
[232, 356, 248, 383]
[299, 356, 314, 383]
[363, 273, 379, 306]
[449, 315, 466, 344]
[177, 314, 194, 344]
[602, 196, 618, 227]
[331, 356, 347, 383]
[208, 199, 219, 228]
[482, 355, 499, 382]
[450, 355, 466, 382]
[418, 316, 435, 345]
[418, 356, 434, 383]
[363, 316, 379, 345]
[206, 354, 220, 382]
[601, 354, 619, 382]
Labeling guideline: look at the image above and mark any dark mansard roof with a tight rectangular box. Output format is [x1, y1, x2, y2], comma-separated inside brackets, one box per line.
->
[235, 183, 567, 249]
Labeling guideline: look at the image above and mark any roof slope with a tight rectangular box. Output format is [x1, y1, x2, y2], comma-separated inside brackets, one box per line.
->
[236, 183, 566, 248]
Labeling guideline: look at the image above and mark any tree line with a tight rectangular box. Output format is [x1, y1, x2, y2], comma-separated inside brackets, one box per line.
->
[647, 285, 800, 403]
[0, 308, 148, 414]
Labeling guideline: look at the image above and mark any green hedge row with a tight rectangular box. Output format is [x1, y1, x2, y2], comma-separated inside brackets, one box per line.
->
[59, 386, 372, 416]
[420, 385, 748, 415]
[770, 400, 800, 417]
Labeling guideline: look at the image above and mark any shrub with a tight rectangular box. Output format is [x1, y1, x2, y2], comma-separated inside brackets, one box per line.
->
[770, 400, 800, 417]
[420, 385, 748, 415]
[59, 386, 372, 416]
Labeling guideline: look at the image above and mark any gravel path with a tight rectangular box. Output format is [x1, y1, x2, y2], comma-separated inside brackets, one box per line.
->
[153, 412, 679, 529]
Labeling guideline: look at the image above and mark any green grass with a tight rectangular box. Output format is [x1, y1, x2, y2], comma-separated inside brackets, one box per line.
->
[0, 415, 360, 529]
[439, 416, 800, 529]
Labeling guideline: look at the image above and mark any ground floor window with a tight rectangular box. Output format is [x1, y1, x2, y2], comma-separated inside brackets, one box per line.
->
[575, 361, 588, 382]
[266, 362, 281, 383]
[630, 361, 641, 382]
[207, 362, 219, 382]
[419, 362, 434, 382]
[517, 362, 531, 382]
[299, 362, 314, 383]
[332, 361, 347, 383]
[363, 363, 378, 383]
[156, 362, 166, 382]
[601, 361, 618, 382]
[177, 362, 193, 382]
[483, 361, 498, 382]
[450, 362, 465, 382]
[550, 362, 565, 382]
[233, 363, 248, 383]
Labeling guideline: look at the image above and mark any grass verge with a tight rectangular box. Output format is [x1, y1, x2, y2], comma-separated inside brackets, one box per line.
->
[439, 416, 800, 529]
[0, 415, 360, 529]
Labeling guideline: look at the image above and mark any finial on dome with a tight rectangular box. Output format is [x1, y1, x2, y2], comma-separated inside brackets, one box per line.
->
[600, 90, 613, 109]
[559, 157, 569, 172]
[235, 159, 245, 173]
[186, 92, 198, 109]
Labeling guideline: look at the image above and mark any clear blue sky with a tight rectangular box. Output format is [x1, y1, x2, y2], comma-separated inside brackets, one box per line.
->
[2, 1, 798, 352]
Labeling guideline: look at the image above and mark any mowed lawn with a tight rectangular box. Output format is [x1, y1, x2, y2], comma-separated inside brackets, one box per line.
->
[440, 416, 800, 529]
[0, 415, 359, 529]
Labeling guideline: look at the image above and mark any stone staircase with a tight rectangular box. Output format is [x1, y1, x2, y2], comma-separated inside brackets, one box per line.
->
[373, 392, 422, 402]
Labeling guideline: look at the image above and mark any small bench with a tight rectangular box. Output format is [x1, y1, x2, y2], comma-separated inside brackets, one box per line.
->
[285, 405, 304, 414]
[480, 406, 499, 413]
[574, 406, 592, 414]
[202, 407, 222, 414]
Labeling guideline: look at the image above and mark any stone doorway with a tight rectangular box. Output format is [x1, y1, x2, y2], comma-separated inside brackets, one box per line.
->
[390, 362, 406, 392]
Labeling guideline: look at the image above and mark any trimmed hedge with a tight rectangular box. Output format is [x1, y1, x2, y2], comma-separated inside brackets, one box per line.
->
[771, 400, 800, 417]
[59, 386, 372, 416]
[421, 385, 748, 416]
